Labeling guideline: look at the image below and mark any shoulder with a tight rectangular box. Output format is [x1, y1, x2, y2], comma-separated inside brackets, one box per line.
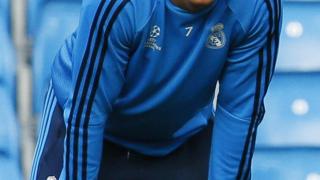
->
[225, 0, 270, 33]
[81, 0, 158, 29]
[125, 0, 159, 30]
[128, 0, 158, 14]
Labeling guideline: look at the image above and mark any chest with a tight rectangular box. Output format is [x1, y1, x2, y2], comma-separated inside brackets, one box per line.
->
[133, 5, 233, 72]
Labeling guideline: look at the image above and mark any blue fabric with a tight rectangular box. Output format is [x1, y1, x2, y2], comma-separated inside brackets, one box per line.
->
[31, 82, 66, 180]
[99, 121, 213, 180]
[41, 0, 282, 179]
[31, 82, 56, 179]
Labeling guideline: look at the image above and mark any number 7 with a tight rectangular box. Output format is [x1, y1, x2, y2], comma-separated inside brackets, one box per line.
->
[185, 26, 193, 37]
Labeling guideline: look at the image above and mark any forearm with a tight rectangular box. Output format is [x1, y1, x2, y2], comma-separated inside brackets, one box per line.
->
[210, 105, 252, 180]
[63, 116, 106, 179]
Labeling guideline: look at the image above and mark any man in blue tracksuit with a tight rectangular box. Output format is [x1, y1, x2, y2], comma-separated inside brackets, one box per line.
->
[31, 0, 282, 179]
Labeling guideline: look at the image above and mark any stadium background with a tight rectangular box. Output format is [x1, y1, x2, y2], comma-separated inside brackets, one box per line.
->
[0, 0, 319, 179]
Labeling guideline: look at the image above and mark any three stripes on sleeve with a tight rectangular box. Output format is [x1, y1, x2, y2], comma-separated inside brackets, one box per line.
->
[64, 0, 130, 179]
[236, 0, 282, 179]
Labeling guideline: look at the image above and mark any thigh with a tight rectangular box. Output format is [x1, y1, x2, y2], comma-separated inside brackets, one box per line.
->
[30, 83, 66, 180]
[98, 122, 213, 180]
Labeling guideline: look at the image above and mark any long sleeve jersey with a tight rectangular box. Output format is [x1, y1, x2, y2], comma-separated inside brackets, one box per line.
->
[51, 0, 282, 179]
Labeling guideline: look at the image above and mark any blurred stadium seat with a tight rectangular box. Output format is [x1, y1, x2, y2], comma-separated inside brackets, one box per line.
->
[31, 2, 80, 116]
[252, 148, 320, 180]
[0, 5, 20, 179]
[0, 87, 21, 180]
[27, 0, 81, 37]
[253, 0, 320, 179]
[0, 17, 16, 104]
[0, 1, 21, 179]
[257, 72, 320, 147]
[276, 0, 320, 72]
[0, 0, 10, 31]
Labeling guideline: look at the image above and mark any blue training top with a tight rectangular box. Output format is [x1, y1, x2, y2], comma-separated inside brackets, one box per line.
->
[51, 0, 282, 179]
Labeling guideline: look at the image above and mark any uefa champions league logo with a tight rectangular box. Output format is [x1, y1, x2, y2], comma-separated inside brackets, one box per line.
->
[206, 23, 226, 49]
[150, 25, 161, 38]
[145, 25, 162, 51]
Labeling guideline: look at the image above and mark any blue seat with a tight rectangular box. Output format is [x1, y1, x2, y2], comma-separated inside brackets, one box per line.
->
[276, 1, 320, 72]
[0, 87, 21, 179]
[32, 2, 80, 116]
[28, 0, 81, 37]
[0, 8, 19, 180]
[256, 72, 320, 147]
[252, 148, 320, 180]
[0, 0, 10, 30]
[0, 18, 16, 103]
[253, 1, 320, 175]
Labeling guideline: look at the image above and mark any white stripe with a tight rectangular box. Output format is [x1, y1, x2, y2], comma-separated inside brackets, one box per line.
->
[31, 88, 54, 179]
[31, 84, 53, 179]
[34, 97, 57, 179]
[31, 86, 57, 179]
